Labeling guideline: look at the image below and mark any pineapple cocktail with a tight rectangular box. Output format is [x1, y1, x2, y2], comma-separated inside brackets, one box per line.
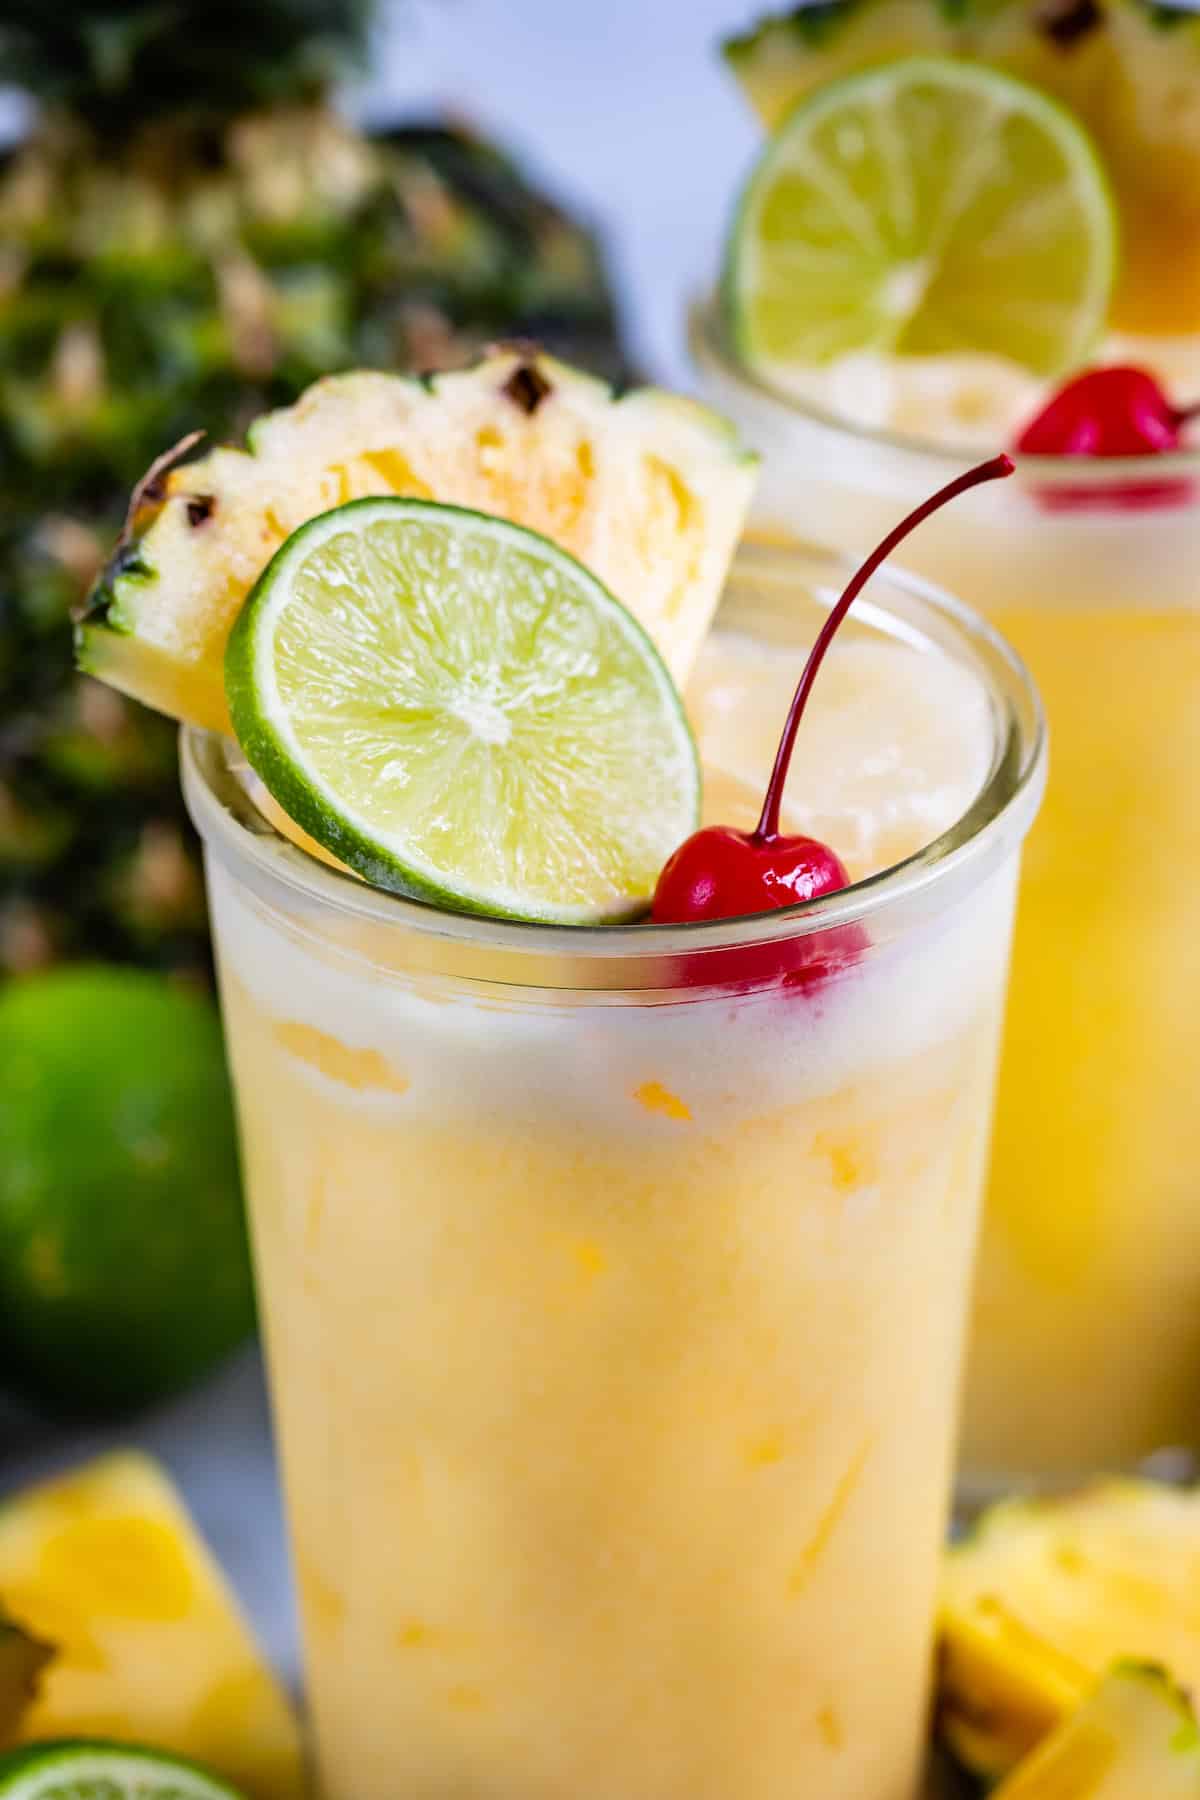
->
[700, 31, 1200, 1484]
[81, 350, 1042, 1800]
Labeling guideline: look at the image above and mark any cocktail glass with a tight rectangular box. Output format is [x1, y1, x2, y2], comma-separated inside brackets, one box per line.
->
[183, 538, 1043, 1800]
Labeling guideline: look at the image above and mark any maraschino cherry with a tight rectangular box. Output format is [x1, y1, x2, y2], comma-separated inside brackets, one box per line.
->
[1016, 365, 1200, 458]
[652, 453, 1016, 934]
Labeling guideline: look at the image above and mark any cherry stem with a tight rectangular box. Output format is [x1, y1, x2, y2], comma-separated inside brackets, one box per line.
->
[754, 453, 1015, 844]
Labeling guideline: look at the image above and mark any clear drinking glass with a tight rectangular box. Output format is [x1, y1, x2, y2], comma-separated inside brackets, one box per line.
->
[183, 541, 1043, 1800]
[695, 304, 1200, 1489]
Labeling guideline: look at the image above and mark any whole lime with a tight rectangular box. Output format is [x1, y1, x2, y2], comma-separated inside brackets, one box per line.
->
[0, 966, 254, 1417]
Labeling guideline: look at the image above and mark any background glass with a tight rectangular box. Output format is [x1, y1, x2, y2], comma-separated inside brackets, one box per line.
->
[696, 305, 1200, 1488]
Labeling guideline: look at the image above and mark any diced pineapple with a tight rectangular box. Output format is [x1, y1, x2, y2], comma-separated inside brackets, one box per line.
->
[0, 1453, 303, 1800]
[993, 1663, 1200, 1798]
[724, 2, 1200, 334]
[79, 346, 758, 732]
[939, 1479, 1200, 1782]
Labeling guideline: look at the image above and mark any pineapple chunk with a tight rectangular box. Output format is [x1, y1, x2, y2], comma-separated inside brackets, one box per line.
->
[0, 1453, 303, 1800]
[724, 2, 1200, 334]
[79, 346, 758, 732]
[939, 1480, 1200, 1782]
[993, 1663, 1200, 1798]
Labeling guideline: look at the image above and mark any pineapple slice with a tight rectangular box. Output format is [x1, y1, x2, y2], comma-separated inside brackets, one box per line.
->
[79, 346, 758, 732]
[724, 2, 1200, 334]
[939, 1479, 1200, 1782]
[993, 1663, 1200, 1798]
[0, 1452, 303, 1800]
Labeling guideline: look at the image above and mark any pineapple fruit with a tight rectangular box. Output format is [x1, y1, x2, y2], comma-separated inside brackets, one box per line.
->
[79, 345, 759, 729]
[0, 0, 627, 981]
[0, 1452, 303, 1800]
[994, 1664, 1200, 1798]
[939, 1479, 1200, 1782]
[724, 0, 1200, 335]
[0, 519, 208, 980]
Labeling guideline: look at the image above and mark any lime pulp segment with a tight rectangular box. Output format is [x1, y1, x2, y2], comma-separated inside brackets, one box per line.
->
[725, 56, 1117, 380]
[225, 498, 701, 924]
[0, 1742, 243, 1800]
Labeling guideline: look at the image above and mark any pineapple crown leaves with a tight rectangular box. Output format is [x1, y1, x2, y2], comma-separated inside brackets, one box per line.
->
[0, 0, 372, 130]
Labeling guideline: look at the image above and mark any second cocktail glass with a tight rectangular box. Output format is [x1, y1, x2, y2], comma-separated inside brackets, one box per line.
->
[697, 309, 1200, 1487]
[184, 540, 1042, 1800]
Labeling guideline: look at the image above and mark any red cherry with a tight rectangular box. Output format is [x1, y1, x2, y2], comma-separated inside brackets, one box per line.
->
[1015, 366, 1200, 512]
[1016, 365, 1198, 458]
[654, 825, 850, 922]
[652, 452, 1017, 987]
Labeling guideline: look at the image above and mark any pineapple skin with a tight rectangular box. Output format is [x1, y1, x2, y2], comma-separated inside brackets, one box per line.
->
[0, 520, 210, 980]
[0, 113, 628, 982]
[0, 113, 628, 514]
[724, 0, 1200, 335]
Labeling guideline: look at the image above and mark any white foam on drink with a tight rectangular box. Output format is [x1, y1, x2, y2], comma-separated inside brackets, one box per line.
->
[208, 624, 1014, 1128]
[768, 337, 1200, 452]
[689, 630, 995, 881]
[770, 351, 1043, 451]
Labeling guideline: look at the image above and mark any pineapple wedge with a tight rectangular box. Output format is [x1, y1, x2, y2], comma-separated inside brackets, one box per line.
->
[725, 1, 966, 126]
[79, 346, 758, 732]
[0, 1452, 303, 1800]
[724, 2, 1200, 334]
[993, 1663, 1200, 1798]
[939, 1479, 1200, 1782]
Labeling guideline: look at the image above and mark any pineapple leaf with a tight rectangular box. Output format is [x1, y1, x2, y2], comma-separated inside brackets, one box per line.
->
[0, 1608, 55, 1745]
[0, 0, 372, 125]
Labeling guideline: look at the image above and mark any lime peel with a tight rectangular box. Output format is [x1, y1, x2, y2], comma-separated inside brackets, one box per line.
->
[0, 1741, 243, 1800]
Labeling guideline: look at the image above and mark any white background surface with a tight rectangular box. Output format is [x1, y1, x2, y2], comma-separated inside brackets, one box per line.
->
[0, 0, 771, 1679]
[360, 0, 763, 383]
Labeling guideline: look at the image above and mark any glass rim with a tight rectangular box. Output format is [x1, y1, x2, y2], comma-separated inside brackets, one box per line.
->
[181, 539, 1046, 968]
[690, 295, 1200, 480]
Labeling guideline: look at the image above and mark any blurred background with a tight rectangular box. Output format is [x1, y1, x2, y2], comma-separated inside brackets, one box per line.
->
[6, 11, 1200, 1797]
[0, 0, 770, 1680]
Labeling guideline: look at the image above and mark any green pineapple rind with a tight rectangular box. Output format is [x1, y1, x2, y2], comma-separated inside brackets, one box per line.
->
[722, 0, 1200, 68]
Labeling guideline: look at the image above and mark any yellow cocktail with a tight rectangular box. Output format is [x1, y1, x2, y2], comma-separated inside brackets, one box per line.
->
[184, 540, 1042, 1800]
[697, 314, 1200, 1482]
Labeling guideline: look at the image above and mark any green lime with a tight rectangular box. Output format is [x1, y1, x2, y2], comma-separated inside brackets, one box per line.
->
[225, 497, 701, 924]
[0, 967, 253, 1420]
[724, 56, 1117, 380]
[0, 1741, 243, 1800]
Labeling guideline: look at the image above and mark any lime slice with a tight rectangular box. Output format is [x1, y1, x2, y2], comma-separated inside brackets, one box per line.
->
[225, 498, 700, 924]
[724, 56, 1117, 380]
[0, 1742, 242, 1800]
